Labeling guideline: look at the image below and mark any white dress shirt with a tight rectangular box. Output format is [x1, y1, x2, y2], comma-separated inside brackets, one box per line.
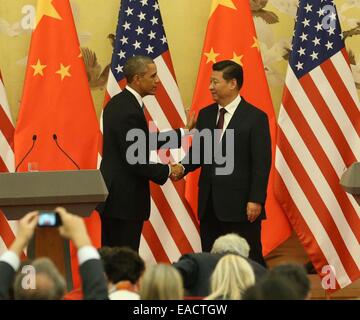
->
[217, 95, 241, 139]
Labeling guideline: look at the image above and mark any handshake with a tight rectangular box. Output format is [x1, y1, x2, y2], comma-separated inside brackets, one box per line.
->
[169, 163, 185, 181]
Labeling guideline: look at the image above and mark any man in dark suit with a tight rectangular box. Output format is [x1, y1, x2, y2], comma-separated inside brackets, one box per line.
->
[174, 60, 271, 266]
[99, 55, 193, 251]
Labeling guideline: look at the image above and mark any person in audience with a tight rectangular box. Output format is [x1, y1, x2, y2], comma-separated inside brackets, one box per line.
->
[206, 254, 255, 300]
[99, 246, 145, 300]
[242, 273, 302, 300]
[173, 233, 267, 297]
[0, 207, 108, 300]
[269, 263, 311, 300]
[139, 264, 184, 300]
[14, 258, 66, 300]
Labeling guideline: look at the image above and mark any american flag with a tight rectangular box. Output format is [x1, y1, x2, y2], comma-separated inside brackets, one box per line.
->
[0, 70, 17, 254]
[275, 0, 360, 289]
[101, 0, 201, 263]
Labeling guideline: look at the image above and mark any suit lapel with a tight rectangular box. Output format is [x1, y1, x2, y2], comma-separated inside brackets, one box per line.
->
[123, 89, 147, 126]
[225, 97, 247, 131]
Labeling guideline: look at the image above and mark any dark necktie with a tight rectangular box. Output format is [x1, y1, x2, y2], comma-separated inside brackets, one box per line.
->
[216, 108, 227, 130]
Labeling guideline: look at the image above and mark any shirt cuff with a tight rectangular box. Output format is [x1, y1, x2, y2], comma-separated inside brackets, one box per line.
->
[0, 251, 20, 271]
[77, 246, 100, 265]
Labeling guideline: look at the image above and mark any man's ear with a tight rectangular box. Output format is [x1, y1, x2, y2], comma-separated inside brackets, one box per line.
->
[133, 74, 140, 83]
[230, 78, 237, 90]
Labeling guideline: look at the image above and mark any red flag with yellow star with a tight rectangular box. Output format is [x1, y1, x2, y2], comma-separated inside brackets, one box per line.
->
[186, 0, 292, 255]
[14, 0, 100, 284]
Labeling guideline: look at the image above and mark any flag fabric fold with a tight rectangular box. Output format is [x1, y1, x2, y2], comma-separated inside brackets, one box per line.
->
[14, 0, 101, 286]
[0, 69, 17, 254]
[102, 0, 201, 263]
[274, 0, 360, 290]
[187, 0, 291, 255]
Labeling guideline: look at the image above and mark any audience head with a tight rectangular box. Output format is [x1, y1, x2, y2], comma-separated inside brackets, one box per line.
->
[211, 233, 250, 258]
[243, 273, 302, 300]
[99, 246, 145, 286]
[207, 254, 255, 300]
[14, 258, 66, 300]
[270, 263, 311, 299]
[139, 264, 184, 300]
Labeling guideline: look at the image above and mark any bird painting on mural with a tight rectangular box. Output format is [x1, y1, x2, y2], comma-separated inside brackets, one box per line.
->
[81, 47, 110, 90]
[250, 0, 279, 24]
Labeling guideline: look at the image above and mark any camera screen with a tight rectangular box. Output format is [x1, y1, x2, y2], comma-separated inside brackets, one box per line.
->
[38, 213, 57, 226]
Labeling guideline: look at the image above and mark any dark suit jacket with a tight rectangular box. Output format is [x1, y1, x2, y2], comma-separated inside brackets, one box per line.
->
[99, 89, 181, 221]
[0, 261, 15, 300]
[182, 97, 271, 222]
[79, 259, 108, 300]
[173, 252, 267, 297]
[0, 258, 108, 300]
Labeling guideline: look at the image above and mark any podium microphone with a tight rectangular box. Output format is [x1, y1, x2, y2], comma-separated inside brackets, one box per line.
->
[52, 134, 80, 170]
[15, 134, 37, 172]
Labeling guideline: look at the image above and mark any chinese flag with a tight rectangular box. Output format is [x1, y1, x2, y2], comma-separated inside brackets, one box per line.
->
[14, 0, 101, 286]
[186, 0, 292, 255]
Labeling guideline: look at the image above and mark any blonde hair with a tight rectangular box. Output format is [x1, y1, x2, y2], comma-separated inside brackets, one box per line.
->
[207, 255, 255, 300]
[211, 233, 250, 258]
[139, 264, 184, 300]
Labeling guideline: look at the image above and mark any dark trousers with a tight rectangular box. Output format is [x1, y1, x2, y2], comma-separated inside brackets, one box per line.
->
[200, 196, 267, 267]
[100, 216, 144, 252]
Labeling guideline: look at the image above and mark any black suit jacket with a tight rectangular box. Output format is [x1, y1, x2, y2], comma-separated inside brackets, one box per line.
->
[182, 97, 271, 222]
[173, 252, 267, 297]
[0, 261, 15, 300]
[99, 89, 181, 221]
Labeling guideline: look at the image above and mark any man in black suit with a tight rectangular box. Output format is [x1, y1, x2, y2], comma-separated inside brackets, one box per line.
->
[99, 55, 193, 251]
[174, 60, 271, 266]
[0, 208, 108, 300]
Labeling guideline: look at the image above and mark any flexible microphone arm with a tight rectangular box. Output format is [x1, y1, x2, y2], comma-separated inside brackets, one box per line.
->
[52, 134, 80, 170]
[15, 134, 37, 172]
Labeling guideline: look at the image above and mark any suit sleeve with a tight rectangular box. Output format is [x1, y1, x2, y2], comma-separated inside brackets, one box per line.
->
[0, 262, 15, 300]
[173, 255, 198, 290]
[115, 112, 169, 185]
[249, 113, 272, 203]
[80, 259, 108, 300]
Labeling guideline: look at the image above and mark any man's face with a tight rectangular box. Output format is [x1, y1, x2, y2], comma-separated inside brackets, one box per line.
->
[137, 63, 159, 96]
[209, 70, 236, 104]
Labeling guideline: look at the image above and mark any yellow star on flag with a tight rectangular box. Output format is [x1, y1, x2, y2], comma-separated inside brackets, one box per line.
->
[231, 52, 244, 66]
[251, 37, 260, 51]
[55, 63, 71, 80]
[210, 0, 237, 18]
[204, 48, 220, 64]
[31, 59, 47, 76]
[36, 0, 62, 28]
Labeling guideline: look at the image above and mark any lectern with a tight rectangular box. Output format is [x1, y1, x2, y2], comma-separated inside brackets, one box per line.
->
[340, 162, 360, 206]
[0, 170, 108, 289]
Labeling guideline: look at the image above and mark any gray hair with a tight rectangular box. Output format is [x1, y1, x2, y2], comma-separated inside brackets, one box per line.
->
[14, 258, 66, 300]
[210, 233, 250, 258]
[123, 55, 154, 83]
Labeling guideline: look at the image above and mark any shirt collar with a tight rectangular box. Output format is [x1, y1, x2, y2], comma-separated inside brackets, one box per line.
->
[218, 95, 241, 115]
[126, 85, 143, 109]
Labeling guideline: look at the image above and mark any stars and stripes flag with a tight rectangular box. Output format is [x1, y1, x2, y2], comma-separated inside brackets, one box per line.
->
[101, 0, 201, 263]
[274, 0, 360, 289]
[0, 70, 17, 254]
